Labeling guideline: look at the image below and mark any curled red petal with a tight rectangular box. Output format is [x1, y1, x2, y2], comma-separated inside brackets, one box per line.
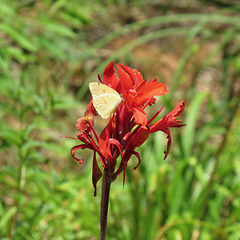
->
[170, 100, 185, 121]
[162, 128, 172, 160]
[150, 101, 186, 132]
[109, 138, 124, 159]
[131, 151, 142, 170]
[114, 160, 128, 186]
[92, 151, 102, 197]
[107, 138, 124, 172]
[71, 144, 92, 164]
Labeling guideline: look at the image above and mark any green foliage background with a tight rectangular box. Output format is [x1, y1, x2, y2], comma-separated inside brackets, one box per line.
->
[0, 0, 240, 239]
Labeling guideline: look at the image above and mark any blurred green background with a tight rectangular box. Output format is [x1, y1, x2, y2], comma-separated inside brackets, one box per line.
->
[0, 0, 240, 239]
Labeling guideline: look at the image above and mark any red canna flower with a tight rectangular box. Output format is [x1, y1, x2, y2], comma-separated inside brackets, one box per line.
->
[69, 61, 185, 196]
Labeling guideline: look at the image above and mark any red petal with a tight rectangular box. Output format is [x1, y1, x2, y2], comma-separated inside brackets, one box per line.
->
[148, 106, 164, 125]
[116, 65, 134, 91]
[71, 144, 93, 164]
[103, 61, 119, 90]
[63, 136, 79, 140]
[169, 100, 185, 120]
[136, 82, 169, 105]
[113, 160, 127, 186]
[161, 128, 172, 160]
[99, 124, 113, 161]
[76, 101, 95, 131]
[132, 69, 144, 85]
[132, 107, 148, 125]
[108, 138, 124, 172]
[150, 101, 186, 132]
[150, 117, 167, 133]
[131, 151, 142, 170]
[126, 126, 149, 149]
[123, 91, 135, 110]
[92, 151, 102, 196]
[119, 64, 136, 83]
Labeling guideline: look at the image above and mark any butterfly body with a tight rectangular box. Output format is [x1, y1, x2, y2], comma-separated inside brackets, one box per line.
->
[89, 82, 121, 118]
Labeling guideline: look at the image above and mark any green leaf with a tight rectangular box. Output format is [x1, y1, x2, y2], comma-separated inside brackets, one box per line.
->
[0, 2, 15, 16]
[0, 206, 17, 230]
[40, 18, 76, 38]
[0, 24, 38, 52]
[0, 124, 22, 146]
[20, 141, 46, 159]
[182, 92, 208, 159]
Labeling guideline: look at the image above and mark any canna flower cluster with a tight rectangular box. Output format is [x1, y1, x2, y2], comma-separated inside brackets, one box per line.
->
[70, 61, 185, 196]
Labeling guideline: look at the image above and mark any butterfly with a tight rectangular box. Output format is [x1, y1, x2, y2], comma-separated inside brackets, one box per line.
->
[89, 82, 122, 119]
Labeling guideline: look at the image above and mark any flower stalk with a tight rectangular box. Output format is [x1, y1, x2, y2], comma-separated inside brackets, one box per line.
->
[100, 167, 111, 240]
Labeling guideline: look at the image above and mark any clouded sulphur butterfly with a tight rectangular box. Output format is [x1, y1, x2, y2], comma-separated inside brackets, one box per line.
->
[89, 82, 121, 119]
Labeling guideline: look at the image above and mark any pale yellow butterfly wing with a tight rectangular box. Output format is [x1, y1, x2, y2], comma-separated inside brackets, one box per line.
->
[89, 82, 121, 118]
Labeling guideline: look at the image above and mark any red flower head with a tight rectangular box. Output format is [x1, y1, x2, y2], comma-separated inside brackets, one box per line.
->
[69, 61, 185, 196]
